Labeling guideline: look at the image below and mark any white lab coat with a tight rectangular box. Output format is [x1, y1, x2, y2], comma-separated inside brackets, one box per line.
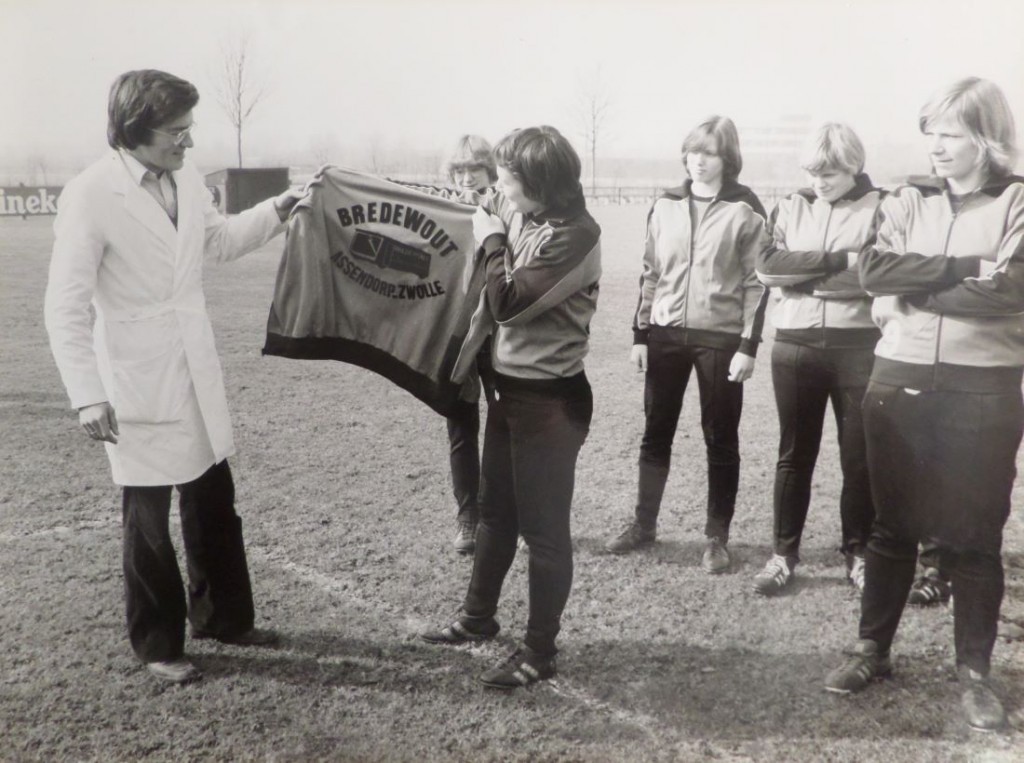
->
[44, 151, 285, 486]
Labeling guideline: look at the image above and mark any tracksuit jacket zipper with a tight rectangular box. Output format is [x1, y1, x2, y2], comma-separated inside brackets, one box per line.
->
[820, 205, 834, 345]
[933, 193, 971, 387]
[683, 195, 716, 334]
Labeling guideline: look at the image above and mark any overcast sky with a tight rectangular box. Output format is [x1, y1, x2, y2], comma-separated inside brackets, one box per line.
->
[2, 0, 1022, 180]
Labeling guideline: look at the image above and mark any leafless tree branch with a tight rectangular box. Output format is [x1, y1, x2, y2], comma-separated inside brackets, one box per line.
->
[214, 33, 268, 168]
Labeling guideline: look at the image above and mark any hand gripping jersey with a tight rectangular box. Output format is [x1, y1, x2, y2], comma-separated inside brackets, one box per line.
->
[263, 167, 490, 416]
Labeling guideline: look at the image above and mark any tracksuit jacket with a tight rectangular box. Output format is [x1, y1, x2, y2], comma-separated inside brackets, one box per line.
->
[481, 189, 601, 380]
[756, 173, 884, 349]
[632, 179, 769, 356]
[399, 180, 602, 381]
[859, 174, 1024, 392]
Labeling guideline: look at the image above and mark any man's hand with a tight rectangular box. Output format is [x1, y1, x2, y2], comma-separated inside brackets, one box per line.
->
[273, 187, 309, 222]
[472, 207, 506, 253]
[79, 402, 119, 444]
[629, 344, 648, 373]
[728, 352, 756, 383]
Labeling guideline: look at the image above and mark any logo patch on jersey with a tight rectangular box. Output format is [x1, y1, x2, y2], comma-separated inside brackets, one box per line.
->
[350, 229, 431, 278]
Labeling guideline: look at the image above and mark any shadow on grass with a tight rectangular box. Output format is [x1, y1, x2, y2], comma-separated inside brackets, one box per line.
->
[187, 627, 1023, 745]
[563, 639, 1024, 743]
[192, 629, 506, 692]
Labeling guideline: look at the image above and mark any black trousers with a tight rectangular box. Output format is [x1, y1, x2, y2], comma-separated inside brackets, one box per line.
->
[446, 402, 481, 522]
[463, 372, 592, 656]
[122, 460, 255, 662]
[444, 349, 496, 522]
[769, 341, 875, 559]
[858, 381, 1022, 674]
[635, 341, 742, 541]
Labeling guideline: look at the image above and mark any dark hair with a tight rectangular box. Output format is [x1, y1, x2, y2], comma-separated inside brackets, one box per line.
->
[493, 126, 582, 209]
[681, 115, 743, 183]
[107, 69, 199, 150]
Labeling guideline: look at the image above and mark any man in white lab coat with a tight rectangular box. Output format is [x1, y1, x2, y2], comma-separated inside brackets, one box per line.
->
[44, 69, 303, 684]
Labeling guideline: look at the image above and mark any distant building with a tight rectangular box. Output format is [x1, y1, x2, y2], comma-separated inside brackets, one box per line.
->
[741, 115, 814, 189]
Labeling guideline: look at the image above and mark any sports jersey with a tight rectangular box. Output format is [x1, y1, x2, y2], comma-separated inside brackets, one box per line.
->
[263, 167, 490, 416]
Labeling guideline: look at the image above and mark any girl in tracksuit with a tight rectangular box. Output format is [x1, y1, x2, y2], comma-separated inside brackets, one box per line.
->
[420, 126, 601, 690]
[606, 115, 769, 574]
[753, 123, 884, 596]
[442, 135, 497, 556]
[824, 78, 1024, 733]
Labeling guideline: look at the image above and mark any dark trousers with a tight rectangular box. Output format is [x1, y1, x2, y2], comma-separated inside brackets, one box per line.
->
[444, 350, 496, 522]
[635, 341, 742, 541]
[122, 460, 255, 662]
[770, 341, 874, 559]
[858, 382, 1022, 674]
[463, 372, 592, 656]
[446, 402, 481, 522]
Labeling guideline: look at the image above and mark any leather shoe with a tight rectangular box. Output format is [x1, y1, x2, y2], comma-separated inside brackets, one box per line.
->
[959, 666, 1006, 731]
[147, 659, 201, 684]
[702, 537, 731, 574]
[192, 627, 280, 647]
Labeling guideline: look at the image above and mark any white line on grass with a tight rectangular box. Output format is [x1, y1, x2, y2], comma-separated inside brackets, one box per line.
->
[0, 517, 120, 543]
[246, 543, 668, 743]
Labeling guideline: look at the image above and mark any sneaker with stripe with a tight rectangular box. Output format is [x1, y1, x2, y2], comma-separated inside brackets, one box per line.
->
[480, 646, 556, 690]
[824, 639, 892, 694]
[907, 569, 951, 606]
[847, 554, 866, 593]
[752, 554, 795, 596]
[420, 614, 499, 645]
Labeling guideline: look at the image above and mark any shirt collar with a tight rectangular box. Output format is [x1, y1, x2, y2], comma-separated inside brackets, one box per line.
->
[119, 150, 166, 185]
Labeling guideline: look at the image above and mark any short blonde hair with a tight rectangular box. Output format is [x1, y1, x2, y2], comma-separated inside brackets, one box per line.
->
[919, 77, 1018, 177]
[444, 134, 497, 184]
[800, 122, 865, 175]
[682, 116, 742, 183]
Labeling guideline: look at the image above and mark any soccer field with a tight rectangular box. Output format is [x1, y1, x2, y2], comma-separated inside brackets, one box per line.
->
[1, 209, 1022, 761]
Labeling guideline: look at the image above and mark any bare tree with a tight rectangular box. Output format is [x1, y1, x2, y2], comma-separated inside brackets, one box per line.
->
[576, 67, 613, 196]
[24, 152, 49, 185]
[309, 133, 339, 168]
[214, 33, 267, 168]
[363, 133, 387, 175]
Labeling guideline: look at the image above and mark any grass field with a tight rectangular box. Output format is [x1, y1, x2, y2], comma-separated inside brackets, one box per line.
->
[1, 208, 1023, 762]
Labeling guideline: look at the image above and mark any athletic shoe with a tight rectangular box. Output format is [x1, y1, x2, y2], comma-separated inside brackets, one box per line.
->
[753, 554, 795, 596]
[420, 614, 499, 645]
[701, 537, 731, 574]
[480, 646, 556, 690]
[604, 521, 656, 554]
[958, 665, 1006, 731]
[146, 659, 201, 684]
[824, 639, 892, 694]
[907, 568, 951, 606]
[847, 555, 866, 593]
[453, 519, 477, 555]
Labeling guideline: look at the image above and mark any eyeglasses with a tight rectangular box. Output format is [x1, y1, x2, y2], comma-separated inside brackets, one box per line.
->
[149, 123, 197, 146]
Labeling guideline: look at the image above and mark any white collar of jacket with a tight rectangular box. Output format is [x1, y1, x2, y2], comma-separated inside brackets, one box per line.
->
[107, 150, 187, 250]
[901, 172, 1024, 199]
